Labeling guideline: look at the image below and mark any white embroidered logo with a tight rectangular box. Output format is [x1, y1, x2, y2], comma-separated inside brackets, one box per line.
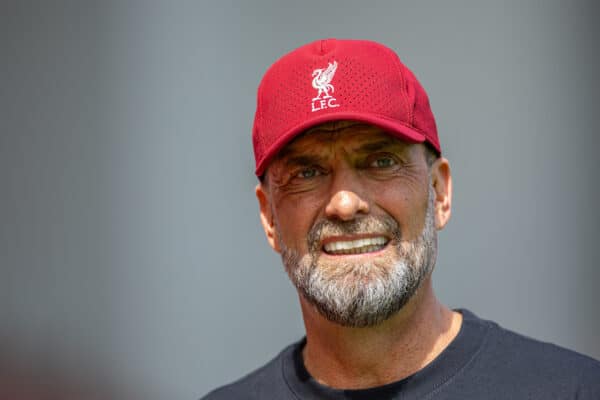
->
[311, 61, 340, 112]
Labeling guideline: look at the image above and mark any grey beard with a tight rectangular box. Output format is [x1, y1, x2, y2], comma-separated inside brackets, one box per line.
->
[278, 187, 437, 328]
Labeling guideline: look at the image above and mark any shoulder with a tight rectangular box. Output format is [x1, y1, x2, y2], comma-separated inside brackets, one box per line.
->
[199, 341, 299, 400]
[473, 311, 600, 370]
[460, 309, 600, 397]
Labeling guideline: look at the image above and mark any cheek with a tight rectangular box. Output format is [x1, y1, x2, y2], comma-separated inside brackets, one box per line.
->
[367, 179, 429, 237]
[273, 194, 324, 248]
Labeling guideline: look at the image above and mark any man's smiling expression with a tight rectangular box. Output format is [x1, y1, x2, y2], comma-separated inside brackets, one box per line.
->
[256, 121, 451, 327]
[264, 121, 431, 259]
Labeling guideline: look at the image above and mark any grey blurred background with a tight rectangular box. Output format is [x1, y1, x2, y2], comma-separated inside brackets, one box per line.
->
[1, 1, 599, 398]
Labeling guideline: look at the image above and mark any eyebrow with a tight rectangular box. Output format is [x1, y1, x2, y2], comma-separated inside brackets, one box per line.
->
[283, 154, 325, 167]
[276, 136, 407, 167]
[353, 139, 405, 153]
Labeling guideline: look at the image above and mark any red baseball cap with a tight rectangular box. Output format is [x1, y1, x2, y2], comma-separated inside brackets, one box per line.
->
[252, 38, 440, 176]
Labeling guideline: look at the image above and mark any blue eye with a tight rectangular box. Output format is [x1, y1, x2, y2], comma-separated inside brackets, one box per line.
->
[370, 157, 396, 168]
[296, 167, 321, 179]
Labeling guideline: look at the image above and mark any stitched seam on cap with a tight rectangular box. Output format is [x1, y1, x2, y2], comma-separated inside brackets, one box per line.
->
[384, 46, 412, 127]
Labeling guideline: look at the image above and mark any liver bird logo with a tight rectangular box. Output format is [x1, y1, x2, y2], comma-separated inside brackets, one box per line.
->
[311, 61, 338, 101]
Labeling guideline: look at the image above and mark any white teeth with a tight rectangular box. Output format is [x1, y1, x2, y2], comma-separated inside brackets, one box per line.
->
[323, 237, 388, 255]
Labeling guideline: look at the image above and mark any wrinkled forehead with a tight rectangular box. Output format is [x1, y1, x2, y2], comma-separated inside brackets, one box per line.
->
[274, 120, 411, 160]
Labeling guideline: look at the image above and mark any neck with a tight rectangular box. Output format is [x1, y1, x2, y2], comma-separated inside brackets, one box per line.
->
[299, 278, 462, 390]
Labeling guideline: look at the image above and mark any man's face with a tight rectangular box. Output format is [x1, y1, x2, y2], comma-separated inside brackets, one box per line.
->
[256, 122, 451, 327]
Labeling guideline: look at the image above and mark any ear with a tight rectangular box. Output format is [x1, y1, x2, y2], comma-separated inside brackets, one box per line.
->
[430, 157, 452, 230]
[255, 183, 281, 253]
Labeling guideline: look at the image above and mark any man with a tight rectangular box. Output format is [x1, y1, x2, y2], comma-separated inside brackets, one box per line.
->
[203, 39, 600, 399]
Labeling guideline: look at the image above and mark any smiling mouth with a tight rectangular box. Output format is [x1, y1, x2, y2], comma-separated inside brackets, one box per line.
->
[323, 236, 389, 255]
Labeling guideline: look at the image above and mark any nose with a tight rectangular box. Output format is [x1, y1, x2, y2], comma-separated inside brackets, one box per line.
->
[324, 172, 370, 221]
[325, 190, 370, 221]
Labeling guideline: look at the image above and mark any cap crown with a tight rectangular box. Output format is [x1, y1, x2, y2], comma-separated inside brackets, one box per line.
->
[253, 39, 439, 176]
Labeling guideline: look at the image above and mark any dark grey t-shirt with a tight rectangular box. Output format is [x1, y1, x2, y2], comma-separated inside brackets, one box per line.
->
[201, 310, 600, 399]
